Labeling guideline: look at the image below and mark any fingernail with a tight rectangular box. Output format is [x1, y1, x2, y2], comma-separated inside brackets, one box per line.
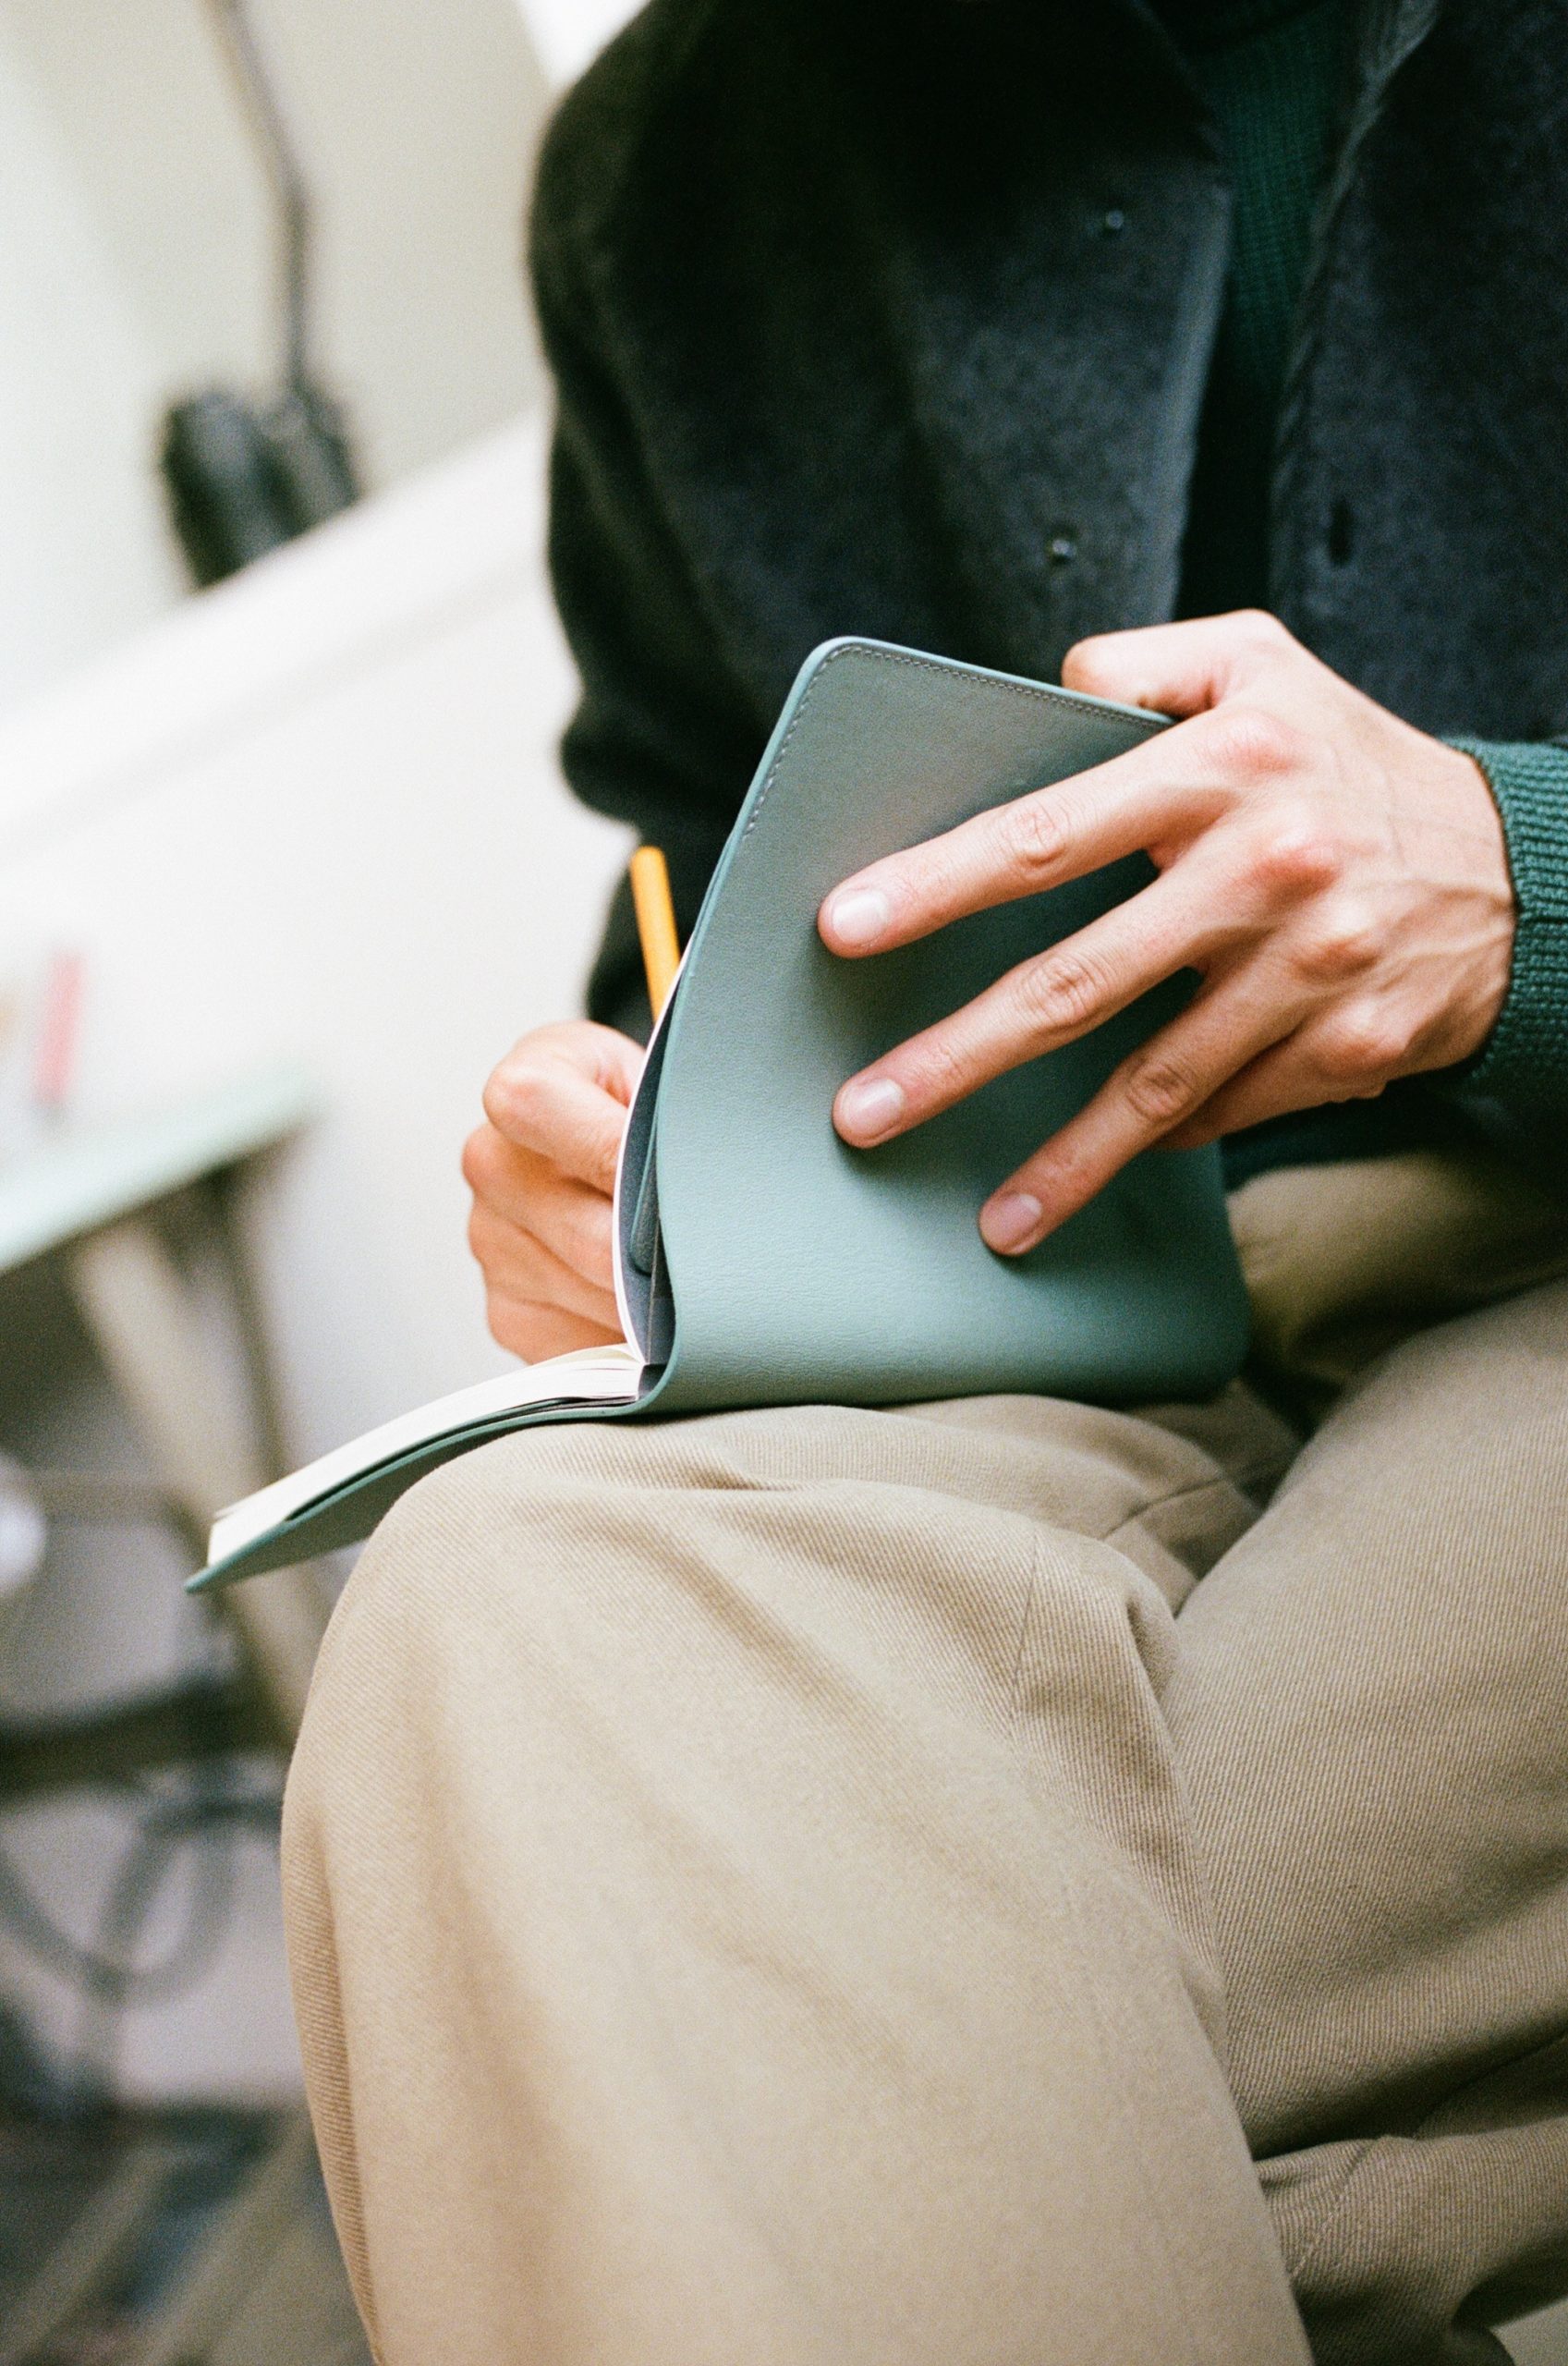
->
[981, 1191, 1044, 1253]
[826, 885, 892, 947]
[837, 1075, 906, 1141]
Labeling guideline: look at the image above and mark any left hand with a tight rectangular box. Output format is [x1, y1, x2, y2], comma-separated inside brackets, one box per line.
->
[820, 612, 1515, 1253]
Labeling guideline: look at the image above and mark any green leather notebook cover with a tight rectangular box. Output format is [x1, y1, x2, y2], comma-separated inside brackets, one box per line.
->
[193, 638, 1248, 1592]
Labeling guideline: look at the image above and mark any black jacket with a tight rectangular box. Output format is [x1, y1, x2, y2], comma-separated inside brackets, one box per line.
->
[529, 0, 1568, 1088]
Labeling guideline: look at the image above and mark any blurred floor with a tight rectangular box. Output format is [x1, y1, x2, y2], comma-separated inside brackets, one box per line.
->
[0, 2103, 369, 2365]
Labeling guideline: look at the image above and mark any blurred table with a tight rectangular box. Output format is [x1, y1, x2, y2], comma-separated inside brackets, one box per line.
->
[0, 1067, 326, 1741]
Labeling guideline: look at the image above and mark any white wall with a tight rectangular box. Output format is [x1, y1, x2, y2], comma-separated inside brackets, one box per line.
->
[0, 22, 183, 709]
[0, 421, 628, 2103]
[5, 0, 551, 487]
[519, 0, 642, 88]
[0, 0, 605, 2109]
[0, 0, 549, 715]
[0, 417, 628, 1452]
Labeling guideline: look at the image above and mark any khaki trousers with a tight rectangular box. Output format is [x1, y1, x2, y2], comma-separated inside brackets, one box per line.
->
[282, 1154, 1568, 2365]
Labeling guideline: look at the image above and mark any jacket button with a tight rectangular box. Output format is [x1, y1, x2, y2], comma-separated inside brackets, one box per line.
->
[1050, 531, 1078, 565]
[1099, 207, 1127, 236]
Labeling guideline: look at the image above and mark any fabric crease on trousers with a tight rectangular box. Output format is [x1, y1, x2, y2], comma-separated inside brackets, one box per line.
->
[282, 1149, 1568, 2365]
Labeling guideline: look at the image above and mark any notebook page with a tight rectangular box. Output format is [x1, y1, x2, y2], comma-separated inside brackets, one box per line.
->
[206, 1343, 644, 1567]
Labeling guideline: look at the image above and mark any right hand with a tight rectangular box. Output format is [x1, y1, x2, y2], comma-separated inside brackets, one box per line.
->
[462, 1020, 640, 1360]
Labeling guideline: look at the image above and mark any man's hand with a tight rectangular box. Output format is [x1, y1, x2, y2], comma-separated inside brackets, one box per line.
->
[463, 1021, 638, 1359]
[820, 613, 1516, 1253]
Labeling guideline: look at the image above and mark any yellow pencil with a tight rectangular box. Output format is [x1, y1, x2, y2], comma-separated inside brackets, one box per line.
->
[628, 845, 682, 1021]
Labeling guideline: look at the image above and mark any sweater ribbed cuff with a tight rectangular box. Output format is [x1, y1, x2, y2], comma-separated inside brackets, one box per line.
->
[1448, 738, 1568, 1119]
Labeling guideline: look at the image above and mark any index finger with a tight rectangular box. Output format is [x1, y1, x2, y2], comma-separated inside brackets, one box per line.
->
[482, 1053, 631, 1195]
[818, 718, 1229, 957]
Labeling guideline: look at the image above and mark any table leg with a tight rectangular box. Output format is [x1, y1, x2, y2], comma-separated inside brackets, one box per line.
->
[66, 1216, 328, 1744]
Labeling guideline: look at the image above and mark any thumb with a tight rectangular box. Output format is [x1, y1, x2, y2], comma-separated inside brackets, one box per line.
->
[1062, 609, 1297, 718]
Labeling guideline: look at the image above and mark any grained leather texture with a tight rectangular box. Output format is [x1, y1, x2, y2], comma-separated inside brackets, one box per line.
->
[635, 637, 1250, 1413]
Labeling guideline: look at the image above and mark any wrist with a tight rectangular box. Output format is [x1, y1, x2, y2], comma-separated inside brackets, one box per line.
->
[1423, 740, 1515, 1064]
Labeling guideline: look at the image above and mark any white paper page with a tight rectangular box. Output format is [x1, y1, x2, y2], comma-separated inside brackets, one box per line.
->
[208, 1343, 644, 1565]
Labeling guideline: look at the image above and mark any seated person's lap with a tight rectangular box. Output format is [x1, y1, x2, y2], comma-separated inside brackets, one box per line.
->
[283, 1156, 1568, 2360]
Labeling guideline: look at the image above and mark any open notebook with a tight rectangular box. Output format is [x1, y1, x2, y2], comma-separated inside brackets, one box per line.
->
[195, 637, 1249, 1592]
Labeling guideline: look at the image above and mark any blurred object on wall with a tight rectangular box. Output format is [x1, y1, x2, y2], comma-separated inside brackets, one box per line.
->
[160, 0, 359, 587]
[162, 383, 357, 589]
[0, 938, 86, 1168]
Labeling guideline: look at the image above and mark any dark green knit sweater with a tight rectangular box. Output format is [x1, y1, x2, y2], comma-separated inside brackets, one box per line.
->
[1158, 0, 1568, 1173]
